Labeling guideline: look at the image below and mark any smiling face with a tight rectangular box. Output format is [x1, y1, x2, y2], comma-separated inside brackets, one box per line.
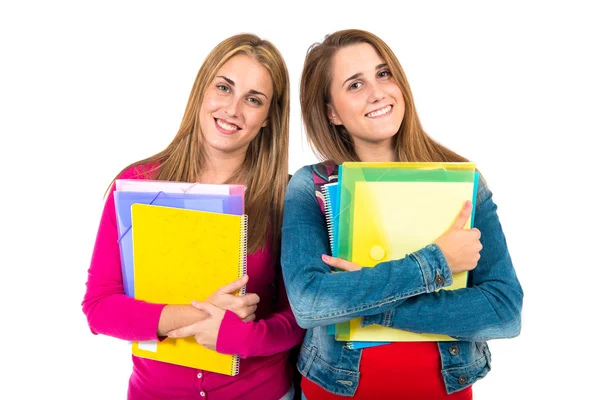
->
[328, 43, 405, 150]
[199, 54, 273, 159]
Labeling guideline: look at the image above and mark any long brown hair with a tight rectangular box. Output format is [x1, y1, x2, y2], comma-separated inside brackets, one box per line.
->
[300, 29, 468, 165]
[114, 34, 289, 253]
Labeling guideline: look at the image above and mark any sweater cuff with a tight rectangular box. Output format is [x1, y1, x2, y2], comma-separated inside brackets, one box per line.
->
[216, 310, 252, 358]
[148, 303, 168, 341]
[410, 244, 453, 292]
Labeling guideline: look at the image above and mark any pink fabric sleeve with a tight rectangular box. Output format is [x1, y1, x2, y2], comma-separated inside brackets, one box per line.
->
[81, 169, 166, 342]
[216, 274, 305, 359]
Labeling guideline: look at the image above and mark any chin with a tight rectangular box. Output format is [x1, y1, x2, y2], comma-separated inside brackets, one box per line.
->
[372, 129, 399, 142]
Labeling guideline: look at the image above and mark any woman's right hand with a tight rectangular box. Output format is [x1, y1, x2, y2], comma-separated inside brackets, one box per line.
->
[434, 201, 483, 274]
[197, 275, 260, 322]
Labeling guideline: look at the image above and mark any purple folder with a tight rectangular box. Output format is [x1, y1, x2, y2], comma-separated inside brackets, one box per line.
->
[115, 191, 244, 297]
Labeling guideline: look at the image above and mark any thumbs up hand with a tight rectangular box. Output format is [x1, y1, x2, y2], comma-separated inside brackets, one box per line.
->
[434, 201, 483, 274]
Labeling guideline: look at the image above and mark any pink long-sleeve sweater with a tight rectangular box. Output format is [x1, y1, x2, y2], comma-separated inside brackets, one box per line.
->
[81, 166, 305, 400]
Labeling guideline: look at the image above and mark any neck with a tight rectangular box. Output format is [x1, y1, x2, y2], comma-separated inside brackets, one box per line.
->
[354, 138, 398, 162]
[198, 148, 246, 184]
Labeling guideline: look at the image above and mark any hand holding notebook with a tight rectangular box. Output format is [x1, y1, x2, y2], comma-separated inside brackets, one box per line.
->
[168, 301, 228, 351]
[433, 200, 482, 274]
[321, 254, 361, 271]
[203, 275, 260, 322]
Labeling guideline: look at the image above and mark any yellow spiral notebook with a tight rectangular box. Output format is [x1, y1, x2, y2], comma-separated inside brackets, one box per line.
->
[131, 204, 247, 375]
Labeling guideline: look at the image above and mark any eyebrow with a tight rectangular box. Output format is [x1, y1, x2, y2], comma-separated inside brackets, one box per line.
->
[216, 75, 269, 99]
[341, 63, 388, 87]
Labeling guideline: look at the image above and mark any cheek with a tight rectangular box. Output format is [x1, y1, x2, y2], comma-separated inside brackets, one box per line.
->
[247, 109, 269, 130]
[391, 86, 404, 103]
[396, 93, 406, 116]
[201, 93, 223, 113]
[337, 97, 362, 123]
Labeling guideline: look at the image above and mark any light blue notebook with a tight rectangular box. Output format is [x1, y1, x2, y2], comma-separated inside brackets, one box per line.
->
[345, 341, 391, 349]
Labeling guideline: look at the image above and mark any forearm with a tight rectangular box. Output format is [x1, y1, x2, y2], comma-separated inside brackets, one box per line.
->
[363, 186, 523, 341]
[82, 188, 164, 341]
[157, 305, 208, 337]
[83, 187, 207, 341]
[217, 269, 305, 357]
[282, 218, 451, 328]
[216, 308, 305, 358]
[363, 282, 522, 341]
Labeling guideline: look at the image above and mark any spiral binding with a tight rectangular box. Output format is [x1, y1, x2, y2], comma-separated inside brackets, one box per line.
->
[239, 214, 248, 296]
[231, 354, 241, 376]
[230, 214, 248, 376]
[321, 185, 335, 253]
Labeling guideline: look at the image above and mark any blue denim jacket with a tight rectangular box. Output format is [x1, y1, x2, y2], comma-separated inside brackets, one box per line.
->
[281, 165, 523, 396]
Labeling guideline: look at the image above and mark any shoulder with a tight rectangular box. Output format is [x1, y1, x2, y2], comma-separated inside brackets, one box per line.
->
[117, 162, 160, 180]
[285, 165, 321, 205]
[288, 165, 314, 190]
[475, 171, 493, 206]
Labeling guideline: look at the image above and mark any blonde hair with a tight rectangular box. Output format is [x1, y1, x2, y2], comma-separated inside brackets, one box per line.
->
[115, 33, 290, 253]
[300, 29, 468, 165]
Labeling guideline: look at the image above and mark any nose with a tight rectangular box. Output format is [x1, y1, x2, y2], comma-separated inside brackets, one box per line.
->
[224, 96, 242, 118]
[367, 81, 386, 103]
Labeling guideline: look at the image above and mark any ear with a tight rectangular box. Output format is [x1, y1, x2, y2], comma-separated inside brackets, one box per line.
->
[261, 118, 268, 128]
[327, 104, 342, 126]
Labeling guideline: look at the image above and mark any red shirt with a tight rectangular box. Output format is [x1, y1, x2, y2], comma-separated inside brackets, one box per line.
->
[302, 342, 472, 400]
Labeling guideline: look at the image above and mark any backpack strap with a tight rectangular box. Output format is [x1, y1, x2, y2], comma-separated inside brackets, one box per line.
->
[310, 161, 339, 215]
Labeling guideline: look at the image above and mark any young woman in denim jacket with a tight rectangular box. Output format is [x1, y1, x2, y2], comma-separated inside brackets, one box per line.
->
[281, 29, 523, 399]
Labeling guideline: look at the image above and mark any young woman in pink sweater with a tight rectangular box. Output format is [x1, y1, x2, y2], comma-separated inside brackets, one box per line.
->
[82, 34, 305, 400]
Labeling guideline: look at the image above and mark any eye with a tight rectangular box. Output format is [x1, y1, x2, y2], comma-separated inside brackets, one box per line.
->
[247, 97, 263, 106]
[216, 84, 230, 92]
[348, 81, 363, 91]
[378, 70, 391, 79]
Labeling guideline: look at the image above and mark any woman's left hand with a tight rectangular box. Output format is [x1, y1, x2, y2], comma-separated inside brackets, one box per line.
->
[167, 302, 225, 351]
[321, 254, 362, 271]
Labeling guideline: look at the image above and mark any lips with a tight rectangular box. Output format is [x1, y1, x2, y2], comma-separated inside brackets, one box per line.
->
[365, 105, 393, 118]
[214, 118, 241, 134]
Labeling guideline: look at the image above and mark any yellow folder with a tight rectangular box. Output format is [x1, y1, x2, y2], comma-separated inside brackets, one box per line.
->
[131, 204, 247, 375]
[336, 163, 476, 342]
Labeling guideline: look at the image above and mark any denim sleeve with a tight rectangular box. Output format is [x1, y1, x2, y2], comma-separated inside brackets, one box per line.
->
[281, 166, 453, 329]
[362, 178, 524, 341]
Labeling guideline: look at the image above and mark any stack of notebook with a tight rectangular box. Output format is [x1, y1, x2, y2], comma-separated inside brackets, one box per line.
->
[114, 179, 248, 376]
[322, 162, 479, 349]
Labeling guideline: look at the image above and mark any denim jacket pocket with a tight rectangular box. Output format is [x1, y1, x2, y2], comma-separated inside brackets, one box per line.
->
[439, 341, 491, 394]
[298, 343, 361, 396]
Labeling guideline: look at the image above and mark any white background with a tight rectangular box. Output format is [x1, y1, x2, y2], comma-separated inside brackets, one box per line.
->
[1, 1, 598, 399]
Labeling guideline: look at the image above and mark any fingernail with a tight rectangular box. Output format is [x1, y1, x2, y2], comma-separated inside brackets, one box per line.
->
[322, 254, 331, 261]
[191, 300, 198, 305]
[465, 201, 472, 208]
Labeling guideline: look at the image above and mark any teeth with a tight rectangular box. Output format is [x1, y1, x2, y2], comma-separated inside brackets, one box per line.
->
[366, 105, 392, 118]
[217, 119, 239, 131]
